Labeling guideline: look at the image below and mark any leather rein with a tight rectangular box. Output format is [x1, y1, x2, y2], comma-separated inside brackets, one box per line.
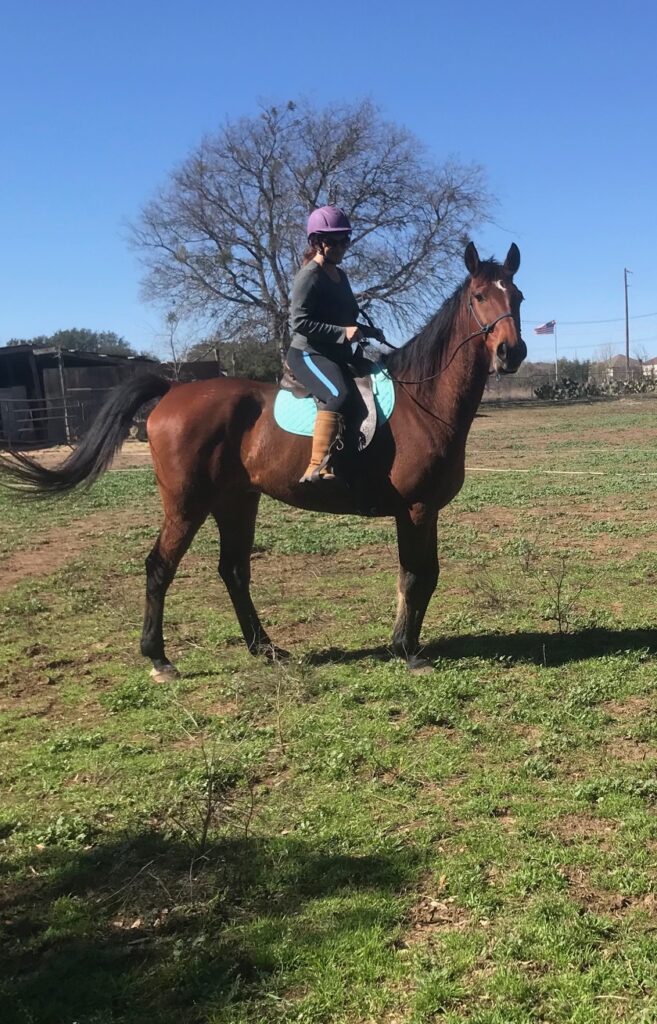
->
[387, 297, 516, 387]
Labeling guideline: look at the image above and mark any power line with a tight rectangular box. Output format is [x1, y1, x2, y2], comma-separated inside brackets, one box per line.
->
[528, 311, 657, 327]
[551, 336, 657, 352]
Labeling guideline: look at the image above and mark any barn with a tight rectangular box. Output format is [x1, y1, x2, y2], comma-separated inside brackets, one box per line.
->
[0, 346, 157, 447]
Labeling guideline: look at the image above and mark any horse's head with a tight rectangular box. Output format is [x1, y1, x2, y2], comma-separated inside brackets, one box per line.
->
[464, 242, 527, 374]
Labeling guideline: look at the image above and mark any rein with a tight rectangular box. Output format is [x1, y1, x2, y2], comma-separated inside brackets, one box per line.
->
[356, 294, 513, 385]
[389, 298, 515, 387]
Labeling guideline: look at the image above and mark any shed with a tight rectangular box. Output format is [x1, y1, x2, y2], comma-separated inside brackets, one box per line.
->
[0, 346, 157, 447]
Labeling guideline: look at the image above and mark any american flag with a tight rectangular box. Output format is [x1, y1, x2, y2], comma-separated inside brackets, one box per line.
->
[534, 320, 556, 335]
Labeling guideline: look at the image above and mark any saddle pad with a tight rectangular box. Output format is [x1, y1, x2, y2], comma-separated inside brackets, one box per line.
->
[273, 365, 395, 437]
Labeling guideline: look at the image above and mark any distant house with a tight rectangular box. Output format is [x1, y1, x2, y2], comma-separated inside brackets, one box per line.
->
[642, 356, 657, 379]
[605, 354, 643, 382]
[0, 346, 157, 447]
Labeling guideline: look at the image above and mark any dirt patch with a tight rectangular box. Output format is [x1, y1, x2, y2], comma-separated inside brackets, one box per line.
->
[12, 439, 154, 471]
[0, 508, 152, 593]
[452, 498, 657, 558]
[563, 865, 657, 918]
[466, 398, 657, 476]
[468, 397, 657, 448]
[511, 724, 543, 743]
[602, 697, 654, 721]
[0, 638, 122, 715]
[545, 813, 619, 846]
[398, 890, 471, 947]
[605, 737, 656, 764]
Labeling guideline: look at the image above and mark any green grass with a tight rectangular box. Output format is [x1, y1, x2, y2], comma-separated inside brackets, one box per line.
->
[2, 400, 657, 1022]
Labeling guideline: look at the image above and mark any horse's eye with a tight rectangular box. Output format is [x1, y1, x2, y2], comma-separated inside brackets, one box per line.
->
[473, 292, 484, 302]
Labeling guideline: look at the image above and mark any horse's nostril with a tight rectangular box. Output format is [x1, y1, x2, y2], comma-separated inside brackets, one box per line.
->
[497, 341, 508, 362]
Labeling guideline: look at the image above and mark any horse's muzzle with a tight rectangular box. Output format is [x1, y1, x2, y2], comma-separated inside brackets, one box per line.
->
[495, 338, 527, 374]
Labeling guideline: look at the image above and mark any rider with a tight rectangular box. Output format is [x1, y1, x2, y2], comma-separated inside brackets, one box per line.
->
[286, 205, 384, 484]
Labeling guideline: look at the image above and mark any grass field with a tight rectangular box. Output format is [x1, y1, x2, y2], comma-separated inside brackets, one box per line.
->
[2, 397, 657, 1023]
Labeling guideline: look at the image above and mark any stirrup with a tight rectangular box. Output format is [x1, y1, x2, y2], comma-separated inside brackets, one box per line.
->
[299, 463, 337, 484]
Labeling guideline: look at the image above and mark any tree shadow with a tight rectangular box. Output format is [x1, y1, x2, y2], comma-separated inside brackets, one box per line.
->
[306, 627, 657, 669]
[1, 828, 420, 1024]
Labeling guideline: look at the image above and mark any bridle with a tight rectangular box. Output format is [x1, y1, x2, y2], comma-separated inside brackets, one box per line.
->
[388, 291, 519, 387]
[467, 296, 515, 338]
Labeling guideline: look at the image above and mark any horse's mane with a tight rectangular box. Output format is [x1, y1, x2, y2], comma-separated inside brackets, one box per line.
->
[384, 259, 504, 393]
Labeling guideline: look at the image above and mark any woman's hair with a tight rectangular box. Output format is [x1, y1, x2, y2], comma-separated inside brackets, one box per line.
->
[302, 233, 323, 265]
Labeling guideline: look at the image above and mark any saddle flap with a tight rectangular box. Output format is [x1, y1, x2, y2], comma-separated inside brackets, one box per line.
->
[353, 370, 377, 451]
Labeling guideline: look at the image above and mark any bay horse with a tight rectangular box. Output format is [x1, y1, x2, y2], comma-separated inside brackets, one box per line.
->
[2, 242, 526, 677]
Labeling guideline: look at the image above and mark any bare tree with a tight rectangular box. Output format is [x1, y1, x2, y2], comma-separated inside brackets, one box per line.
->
[131, 98, 493, 357]
[593, 343, 616, 363]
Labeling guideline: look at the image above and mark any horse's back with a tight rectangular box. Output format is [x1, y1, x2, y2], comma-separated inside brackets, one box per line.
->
[146, 376, 276, 480]
[148, 376, 274, 434]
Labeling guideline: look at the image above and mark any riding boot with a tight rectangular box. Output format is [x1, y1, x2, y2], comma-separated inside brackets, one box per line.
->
[299, 410, 343, 483]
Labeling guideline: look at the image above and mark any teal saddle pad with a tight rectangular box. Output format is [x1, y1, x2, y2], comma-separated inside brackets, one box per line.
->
[273, 365, 395, 437]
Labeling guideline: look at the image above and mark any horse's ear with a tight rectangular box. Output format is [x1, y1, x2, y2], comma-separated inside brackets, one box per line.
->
[464, 242, 480, 276]
[504, 243, 521, 275]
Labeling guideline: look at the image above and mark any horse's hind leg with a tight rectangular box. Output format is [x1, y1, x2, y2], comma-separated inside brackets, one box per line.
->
[391, 506, 439, 669]
[213, 493, 287, 660]
[141, 513, 204, 682]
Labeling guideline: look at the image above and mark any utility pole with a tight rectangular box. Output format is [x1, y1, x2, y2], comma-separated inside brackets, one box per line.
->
[624, 268, 632, 377]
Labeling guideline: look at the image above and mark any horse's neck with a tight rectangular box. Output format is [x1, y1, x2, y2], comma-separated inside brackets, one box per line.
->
[427, 305, 490, 441]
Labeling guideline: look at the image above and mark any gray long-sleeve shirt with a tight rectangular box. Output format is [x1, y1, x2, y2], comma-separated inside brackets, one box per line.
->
[289, 260, 359, 353]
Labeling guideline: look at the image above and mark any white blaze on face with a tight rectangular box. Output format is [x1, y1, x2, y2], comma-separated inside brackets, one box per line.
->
[494, 280, 507, 292]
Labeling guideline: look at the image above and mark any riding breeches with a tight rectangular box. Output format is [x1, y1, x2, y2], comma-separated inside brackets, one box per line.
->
[286, 347, 352, 413]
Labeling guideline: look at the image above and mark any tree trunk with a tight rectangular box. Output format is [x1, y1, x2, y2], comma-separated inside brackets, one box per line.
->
[272, 312, 290, 365]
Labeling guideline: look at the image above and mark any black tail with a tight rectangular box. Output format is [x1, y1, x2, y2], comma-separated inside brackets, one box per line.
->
[0, 374, 171, 496]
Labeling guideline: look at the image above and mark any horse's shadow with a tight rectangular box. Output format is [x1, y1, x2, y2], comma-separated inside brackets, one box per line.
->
[306, 627, 657, 668]
[1, 829, 420, 1023]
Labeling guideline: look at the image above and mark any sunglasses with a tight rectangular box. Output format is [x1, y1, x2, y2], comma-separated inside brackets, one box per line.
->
[322, 234, 351, 247]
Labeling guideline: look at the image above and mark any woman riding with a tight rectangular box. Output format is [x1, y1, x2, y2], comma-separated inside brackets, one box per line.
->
[286, 205, 384, 484]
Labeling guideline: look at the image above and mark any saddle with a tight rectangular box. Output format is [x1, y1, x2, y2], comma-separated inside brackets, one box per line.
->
[276, 361, 395, 451]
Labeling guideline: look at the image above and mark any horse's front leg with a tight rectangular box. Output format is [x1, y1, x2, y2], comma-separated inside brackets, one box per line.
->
[391, 506, 439, 668]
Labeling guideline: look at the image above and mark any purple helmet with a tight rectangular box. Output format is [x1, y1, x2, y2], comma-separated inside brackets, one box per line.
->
[306, 205, 352, 238]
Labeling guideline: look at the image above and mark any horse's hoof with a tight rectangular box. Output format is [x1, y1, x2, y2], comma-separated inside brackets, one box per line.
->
[264, 644, 290, 662]
[150, 663, 179, 683]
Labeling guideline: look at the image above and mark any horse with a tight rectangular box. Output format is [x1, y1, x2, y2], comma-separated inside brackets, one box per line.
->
[1, 242, 526, 678]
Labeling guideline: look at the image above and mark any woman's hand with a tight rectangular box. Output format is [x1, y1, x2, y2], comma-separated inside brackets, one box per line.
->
[345, 326, 364, 342]
[357, 324, 387, 343]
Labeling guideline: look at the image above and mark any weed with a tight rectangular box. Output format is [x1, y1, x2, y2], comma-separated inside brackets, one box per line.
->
[100, 677, 173, 712]
[29, 812, 97, 848]
[521, 541, 588, 633]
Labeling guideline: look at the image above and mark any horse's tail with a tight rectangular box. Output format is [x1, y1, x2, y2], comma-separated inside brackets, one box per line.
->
[0, 373, 172, 496]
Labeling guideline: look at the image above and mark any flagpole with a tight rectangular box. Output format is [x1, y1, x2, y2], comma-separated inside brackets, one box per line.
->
[554, 323, 558, 381]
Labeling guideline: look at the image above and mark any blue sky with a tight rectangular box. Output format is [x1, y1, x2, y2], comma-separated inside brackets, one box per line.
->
[2, 0, 656, 363]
